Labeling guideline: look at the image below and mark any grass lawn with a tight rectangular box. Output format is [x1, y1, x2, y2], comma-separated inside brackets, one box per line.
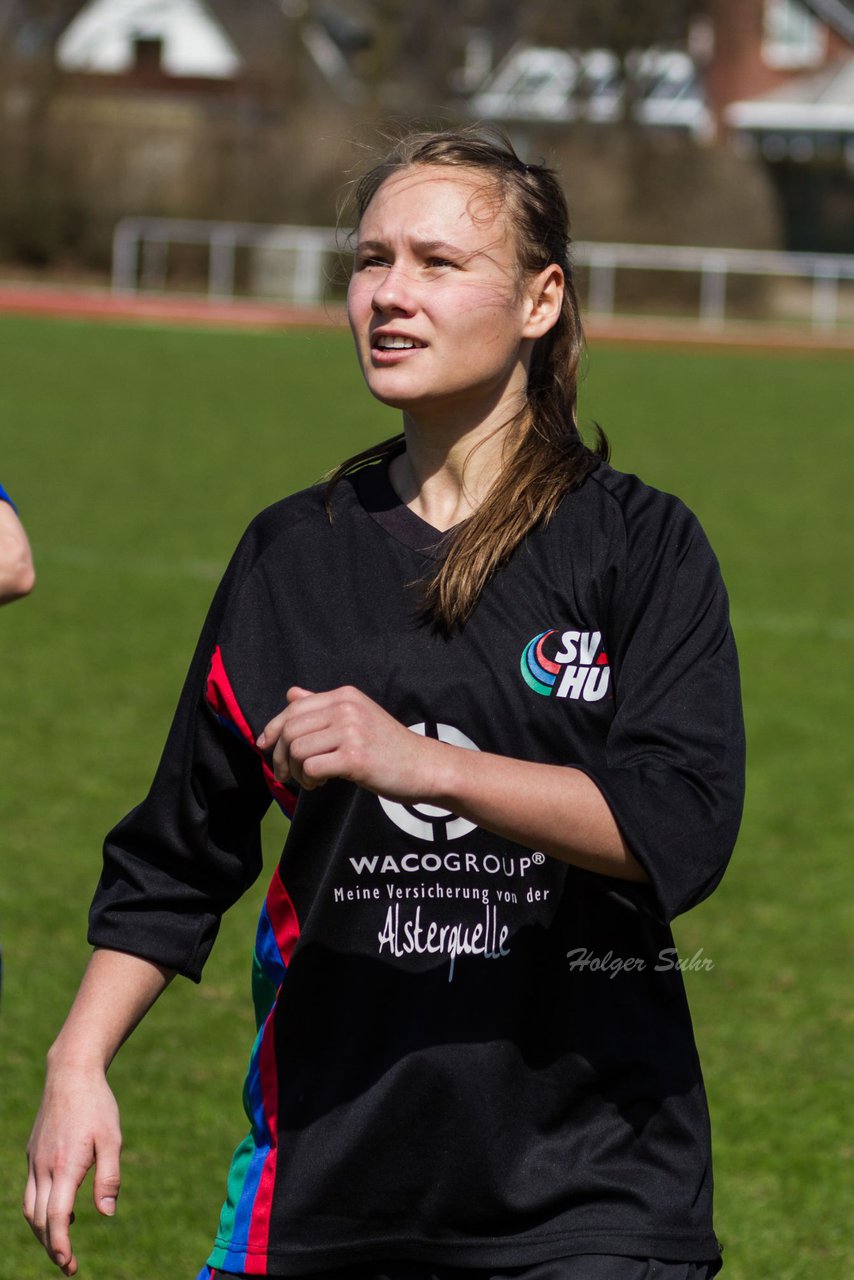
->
[0, 314, 851, 1278]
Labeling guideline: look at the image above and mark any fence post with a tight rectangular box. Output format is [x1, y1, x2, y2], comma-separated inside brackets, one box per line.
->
[209, 227, 237, 300]
[700, 255, 727, 327]
[141, 235, 169, 292]
[588, 251, 616, 315]
[292, 237, 325, 305]
[112, 219, 141, 294]
[812, 266, 839, 329]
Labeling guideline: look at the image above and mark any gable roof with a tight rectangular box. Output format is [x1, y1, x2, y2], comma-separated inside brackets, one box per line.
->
[52, 0, 366, 94]
[56, 0, 243, 77]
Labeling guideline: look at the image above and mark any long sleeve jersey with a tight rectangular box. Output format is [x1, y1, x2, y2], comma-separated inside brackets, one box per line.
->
[89, 456, 745, 1275]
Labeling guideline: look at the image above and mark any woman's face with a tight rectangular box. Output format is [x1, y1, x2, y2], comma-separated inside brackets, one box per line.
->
[347, 166, 555, 427]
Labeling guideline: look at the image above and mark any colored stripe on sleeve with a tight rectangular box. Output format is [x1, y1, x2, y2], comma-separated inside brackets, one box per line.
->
[205, 644, 298, 818]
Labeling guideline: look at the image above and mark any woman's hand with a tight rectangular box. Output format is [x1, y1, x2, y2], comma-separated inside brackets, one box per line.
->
[257, 686, 447, 801]
[24, 1064, 122, 1276]
[23, 949, 173, 1274]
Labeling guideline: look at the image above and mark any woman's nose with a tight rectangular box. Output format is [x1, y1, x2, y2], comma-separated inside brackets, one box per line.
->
[372, 263, 416, 314]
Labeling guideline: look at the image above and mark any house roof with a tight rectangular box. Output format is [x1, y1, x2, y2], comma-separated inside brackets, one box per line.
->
[55, 0, 245, 78]
[726, 55, 854, 132]
[52, 0, 367, 95]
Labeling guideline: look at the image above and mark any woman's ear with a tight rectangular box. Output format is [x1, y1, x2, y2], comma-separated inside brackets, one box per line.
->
[522, 265, 564, 340]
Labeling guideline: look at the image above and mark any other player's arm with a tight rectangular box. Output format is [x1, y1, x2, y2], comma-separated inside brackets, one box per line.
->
[0, 497, 35, 603]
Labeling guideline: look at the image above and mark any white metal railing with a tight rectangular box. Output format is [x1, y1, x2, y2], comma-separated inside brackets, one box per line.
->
[112, 217, 345, 306]
[574, 240, 854, 329]
[112, 217, 854, 330]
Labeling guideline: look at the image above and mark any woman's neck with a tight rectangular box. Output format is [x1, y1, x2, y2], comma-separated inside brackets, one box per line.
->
[390, 406, 522, 532]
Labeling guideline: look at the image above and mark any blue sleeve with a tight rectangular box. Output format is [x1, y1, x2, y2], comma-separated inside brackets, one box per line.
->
[0, 483, 18, 512]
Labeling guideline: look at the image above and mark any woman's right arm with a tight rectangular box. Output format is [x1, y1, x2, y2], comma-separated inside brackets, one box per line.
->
[24, 948, 175, 1277]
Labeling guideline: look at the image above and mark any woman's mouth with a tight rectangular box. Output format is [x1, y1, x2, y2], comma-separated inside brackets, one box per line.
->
[372, 334, 426, 352]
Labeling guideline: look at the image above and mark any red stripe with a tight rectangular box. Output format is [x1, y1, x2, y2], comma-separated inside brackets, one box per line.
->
[205, 646, 297, 817]
[535, 630, 561, 675]
[245, 868, 301, 1267]
[266, 866, 300, 967]
[205, 656, 303, 1268]
[244, 1005, 281, 1266]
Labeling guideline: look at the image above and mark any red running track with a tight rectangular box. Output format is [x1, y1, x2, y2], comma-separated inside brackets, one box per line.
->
[1, 281, 852, 353]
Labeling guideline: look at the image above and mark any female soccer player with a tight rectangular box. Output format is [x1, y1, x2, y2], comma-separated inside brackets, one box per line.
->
[25, 129, 744, 1280]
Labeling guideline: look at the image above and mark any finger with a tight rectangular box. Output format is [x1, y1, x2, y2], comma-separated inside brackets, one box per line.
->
[284, 730, 346, 788]
[256, 687, 315, 748]
[268, 710, 337, 780]
[286, 685, 314, 703]
[44, 1174, 80, 1273]
[22, 1166, 36, 1230]
[93, 1141, 121, 1218]
[29, 1163, 52, 1248]
[256, 709, 287, 750]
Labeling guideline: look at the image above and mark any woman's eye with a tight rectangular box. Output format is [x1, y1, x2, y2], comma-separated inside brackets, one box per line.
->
[426, 257, 455, 270]
[357, 257, 389, 270]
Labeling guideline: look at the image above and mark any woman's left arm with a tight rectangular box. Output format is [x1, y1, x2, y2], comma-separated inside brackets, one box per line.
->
[258, 686, 643, 882]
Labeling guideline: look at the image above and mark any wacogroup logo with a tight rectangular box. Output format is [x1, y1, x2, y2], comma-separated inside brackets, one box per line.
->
[379, 722, 480, 842]
[521, 628, 611, 702]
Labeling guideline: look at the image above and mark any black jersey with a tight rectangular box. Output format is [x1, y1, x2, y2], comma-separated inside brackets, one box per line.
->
[89, 456, 744, 1275]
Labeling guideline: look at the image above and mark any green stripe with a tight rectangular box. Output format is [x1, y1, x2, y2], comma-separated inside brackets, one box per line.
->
[520, 645, 552, 697]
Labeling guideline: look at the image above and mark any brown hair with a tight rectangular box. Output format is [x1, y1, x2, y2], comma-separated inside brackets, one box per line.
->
[327, 125, 608, 631]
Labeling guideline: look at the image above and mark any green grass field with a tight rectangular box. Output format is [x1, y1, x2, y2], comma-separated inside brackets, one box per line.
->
[1, 314, 851, 1278]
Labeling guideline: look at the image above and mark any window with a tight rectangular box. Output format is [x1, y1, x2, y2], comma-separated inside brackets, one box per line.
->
[763, 0, 827, 68]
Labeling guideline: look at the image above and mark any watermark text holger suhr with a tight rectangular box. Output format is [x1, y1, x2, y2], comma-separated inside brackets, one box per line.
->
[566, 947, 715, 979]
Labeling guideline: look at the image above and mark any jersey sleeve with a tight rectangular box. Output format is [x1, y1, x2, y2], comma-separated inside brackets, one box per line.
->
[88, 517, 296, 982]
[577, 482, 745, 924]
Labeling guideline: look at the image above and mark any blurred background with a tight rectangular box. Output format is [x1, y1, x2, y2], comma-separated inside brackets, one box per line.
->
[1, 4, 852, 1280]
[1, 0, 853, 327]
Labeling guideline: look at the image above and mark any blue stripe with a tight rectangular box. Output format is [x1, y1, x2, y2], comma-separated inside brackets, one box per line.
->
[244, 1023, 270, 1138]
[255, 904, 287, 990]
[226, 908, 284, 1253]
[525, 633, 557, 686]
[210, 890, 296, 1263]
[214, 712, 245, 742]
[230, 1135, 268, 1256]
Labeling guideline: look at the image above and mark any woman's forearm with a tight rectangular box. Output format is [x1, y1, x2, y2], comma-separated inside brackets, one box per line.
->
[47, 947, 175, 1072]
[261, 686, 647, 884]
[430, 747, 647, 882]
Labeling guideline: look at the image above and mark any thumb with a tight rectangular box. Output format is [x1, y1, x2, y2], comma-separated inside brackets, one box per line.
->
[93, 1153, 121, 1218]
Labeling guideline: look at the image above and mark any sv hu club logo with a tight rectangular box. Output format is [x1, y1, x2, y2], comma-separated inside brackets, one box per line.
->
[379, 722, 480, 842]
[521, 628, 611, 701]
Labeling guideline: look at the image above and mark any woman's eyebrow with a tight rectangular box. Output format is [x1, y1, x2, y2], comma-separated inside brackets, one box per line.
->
[411, 239, 468, 257]
[354, 238, 471, 258]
